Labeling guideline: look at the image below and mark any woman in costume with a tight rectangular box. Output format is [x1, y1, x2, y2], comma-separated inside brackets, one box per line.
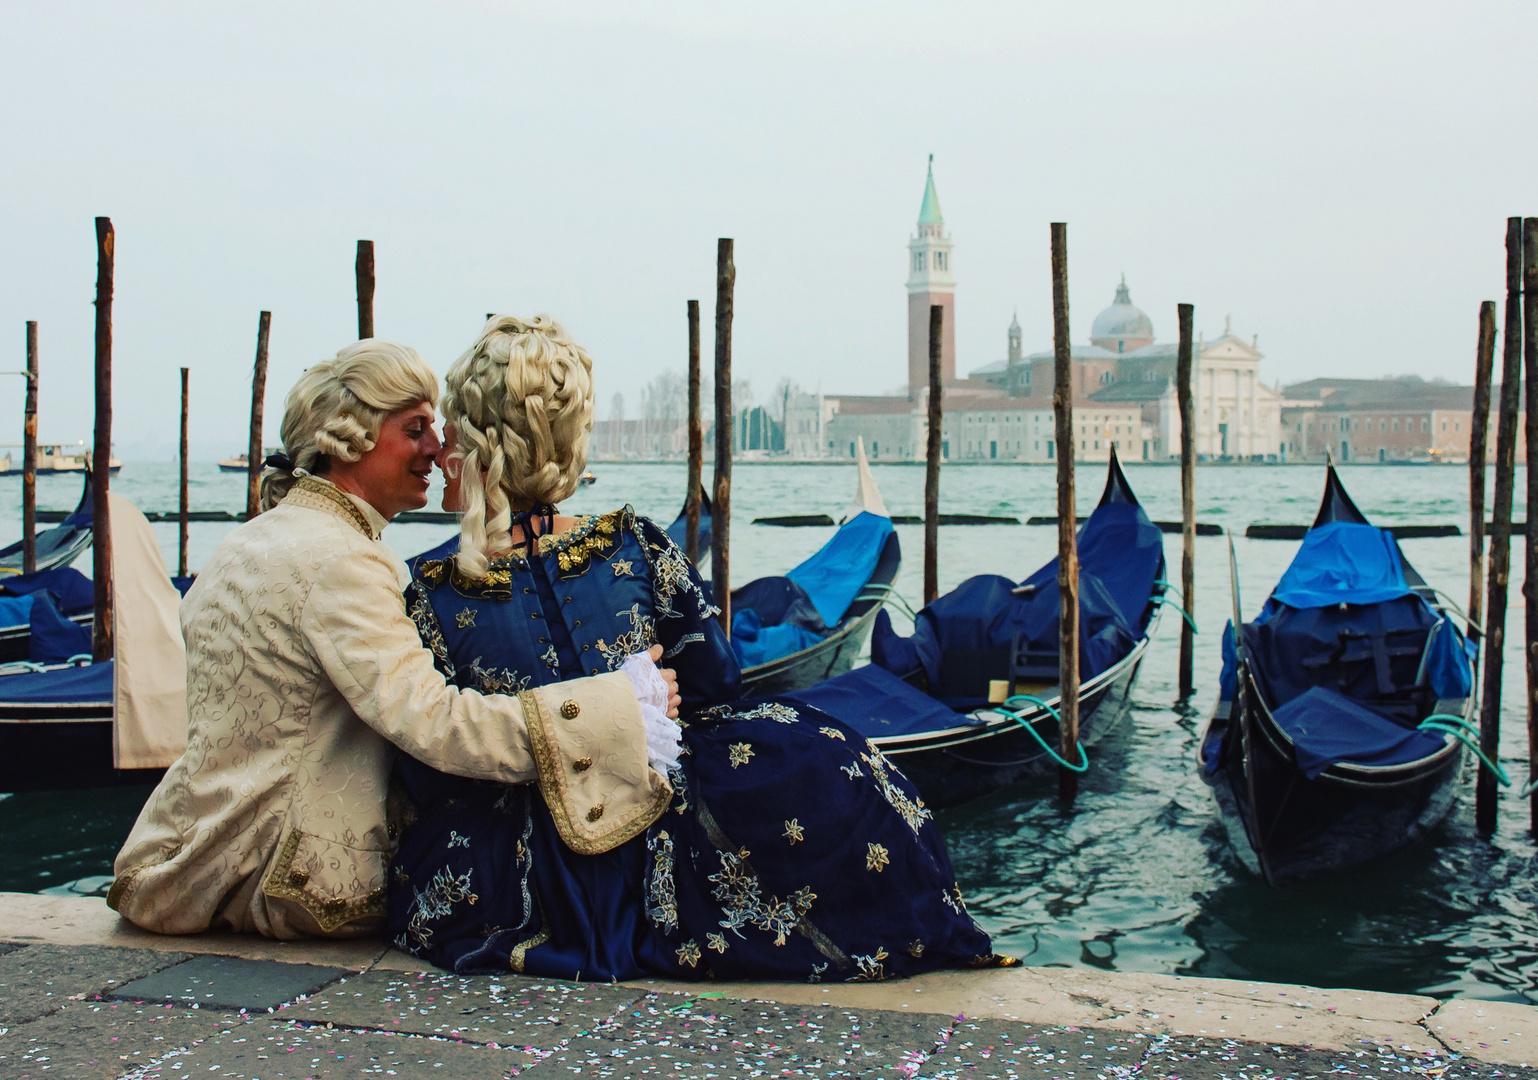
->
[387, 316, 1006, 981]
[111, 340, 672, 939]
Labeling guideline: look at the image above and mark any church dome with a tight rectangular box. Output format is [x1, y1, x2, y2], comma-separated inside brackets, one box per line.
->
[1090, 276, 1155, 352]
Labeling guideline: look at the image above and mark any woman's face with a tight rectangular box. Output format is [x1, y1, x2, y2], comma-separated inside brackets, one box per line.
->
[437, 423, 463, 513]
[330, 401, 441, 520]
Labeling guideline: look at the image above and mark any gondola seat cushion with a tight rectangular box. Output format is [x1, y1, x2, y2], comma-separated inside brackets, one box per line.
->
[1270, 686, 1448, 779]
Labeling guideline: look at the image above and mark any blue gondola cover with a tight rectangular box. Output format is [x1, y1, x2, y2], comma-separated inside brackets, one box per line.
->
[871, 498, 1163, 704]
[28, 590, 91, 664]
[0, 660, 112, 703]
[729, 512, 893, 668]
[1271, 523, 1411, 609]
[1, 566, 94, 614]
[783, 661, 964, 739]
[0, 594, 33, 628]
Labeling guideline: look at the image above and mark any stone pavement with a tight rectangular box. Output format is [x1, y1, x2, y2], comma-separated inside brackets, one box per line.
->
[1, 892, 1535, 1079]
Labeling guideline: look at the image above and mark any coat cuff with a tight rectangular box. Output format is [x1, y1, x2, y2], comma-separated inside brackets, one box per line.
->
[523, 672, 673, 854]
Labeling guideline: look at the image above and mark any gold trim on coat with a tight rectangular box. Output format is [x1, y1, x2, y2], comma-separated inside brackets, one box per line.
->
[286, 476, 378, 539]
[521, 688, 672, 855]
[259, 830, 387, 934]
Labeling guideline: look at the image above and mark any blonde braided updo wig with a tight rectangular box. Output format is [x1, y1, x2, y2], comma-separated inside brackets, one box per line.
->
[443, 315, 596, 576]
[258, 339, 440, 512]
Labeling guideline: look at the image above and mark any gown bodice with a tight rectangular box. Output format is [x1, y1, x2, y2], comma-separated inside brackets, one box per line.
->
[406, 506, 740, 706]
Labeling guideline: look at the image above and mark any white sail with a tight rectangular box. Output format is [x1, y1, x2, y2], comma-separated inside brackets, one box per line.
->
[850, 436, 889, 519]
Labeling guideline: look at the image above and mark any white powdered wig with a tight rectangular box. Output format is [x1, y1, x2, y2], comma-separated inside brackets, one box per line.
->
[259, 339, 440, 512]
[443, 315, 596, 577]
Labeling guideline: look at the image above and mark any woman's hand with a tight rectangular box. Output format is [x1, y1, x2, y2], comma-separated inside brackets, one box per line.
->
[647, 643, 682, 720]
[623, 646, 683, 774]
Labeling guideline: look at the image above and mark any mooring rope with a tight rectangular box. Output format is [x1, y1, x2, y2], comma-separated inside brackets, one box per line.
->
[991, 693, 1089, 773]
[1418, 712, 1510, 787]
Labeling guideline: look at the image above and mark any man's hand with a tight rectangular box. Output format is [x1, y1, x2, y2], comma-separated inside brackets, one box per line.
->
[647, 643, 682, 719]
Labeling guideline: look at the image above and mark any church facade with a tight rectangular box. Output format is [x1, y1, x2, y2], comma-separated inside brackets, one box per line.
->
[816, 160, 1282, 462]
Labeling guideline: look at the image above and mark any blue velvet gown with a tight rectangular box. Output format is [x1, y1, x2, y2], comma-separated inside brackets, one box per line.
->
[385, 507, 1002, 982]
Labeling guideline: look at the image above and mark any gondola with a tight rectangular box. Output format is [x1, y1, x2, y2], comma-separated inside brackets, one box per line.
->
[786, 448, 1167, 808]
[1198, 464, 1476, 887]
[730, 440, 899, 695]
[0, 468, 93, 573]
[0, 494, 186, 793]
[664, 491, 713, 563]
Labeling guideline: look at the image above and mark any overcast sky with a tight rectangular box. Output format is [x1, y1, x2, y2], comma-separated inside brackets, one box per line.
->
[2, 0, 1535, 454]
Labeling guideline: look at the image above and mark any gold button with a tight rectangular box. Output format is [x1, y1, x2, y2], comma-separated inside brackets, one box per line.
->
[561, 700, 580, 719]
[587, 804, 605, 822]
[574, 757, 593, 772]
[287, 868, 310, 887]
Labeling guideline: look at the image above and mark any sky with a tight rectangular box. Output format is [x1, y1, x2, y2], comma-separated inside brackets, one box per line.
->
[1, 0, 1536, 456]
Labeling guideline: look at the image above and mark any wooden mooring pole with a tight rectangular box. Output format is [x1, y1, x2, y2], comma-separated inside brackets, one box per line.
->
[179, 367, 190, 578]
[685, 299, 703, 564]
[356, 240, 375, 340]
[924, 304, 944, 605]
[91, 217, 114, 663]
[22, 321, 38, 574]
[1524, 216, 1538, 835]
[245, 312, 271, 521]
[1478, 217, 1524, 836]
[712, 239, 734, 634]
[1176, 303, 1196, 699]
[1050, 222, 1080, 804]
[1469, 302, 1497, 651]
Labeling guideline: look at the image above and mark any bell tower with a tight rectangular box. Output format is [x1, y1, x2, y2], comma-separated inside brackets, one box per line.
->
[907, 155, 955, 399]
[1006, 311, 1027, 397]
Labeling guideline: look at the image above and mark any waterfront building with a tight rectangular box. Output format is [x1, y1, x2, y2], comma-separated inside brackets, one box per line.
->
[820, 162, 1146, 463]
[1281, 378, 1527, 463]
[970, 283, 1284, 461]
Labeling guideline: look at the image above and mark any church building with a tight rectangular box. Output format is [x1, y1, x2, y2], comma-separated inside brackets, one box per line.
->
[815, 160, 1282, 462]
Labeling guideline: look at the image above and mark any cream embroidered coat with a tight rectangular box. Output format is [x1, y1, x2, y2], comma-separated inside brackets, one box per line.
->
[109, 478, 666, 938]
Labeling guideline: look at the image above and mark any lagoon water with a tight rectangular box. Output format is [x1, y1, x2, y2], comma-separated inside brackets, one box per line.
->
[2, 460, 1535, 1003]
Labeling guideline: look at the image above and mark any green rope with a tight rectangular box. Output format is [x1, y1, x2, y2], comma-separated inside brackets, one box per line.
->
[1153, 579, 1182, 601]
[1418, 713, 1510, 787]
[1152, 596, 1198, 635]
[880, 590, 919, 621]
[991, 693, 1089, 773]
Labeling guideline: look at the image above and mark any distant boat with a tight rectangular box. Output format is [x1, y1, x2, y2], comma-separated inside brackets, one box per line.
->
[218, 447, 281, 473]
[578, 471, 597, 487]
[0, 443, 120, 476]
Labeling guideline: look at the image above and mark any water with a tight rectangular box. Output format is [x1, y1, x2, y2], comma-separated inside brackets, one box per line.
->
[2, 461, 1535, 1003]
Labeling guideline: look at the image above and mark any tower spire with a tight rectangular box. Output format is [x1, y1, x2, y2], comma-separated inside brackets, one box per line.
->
[918, 154, 943, 225]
